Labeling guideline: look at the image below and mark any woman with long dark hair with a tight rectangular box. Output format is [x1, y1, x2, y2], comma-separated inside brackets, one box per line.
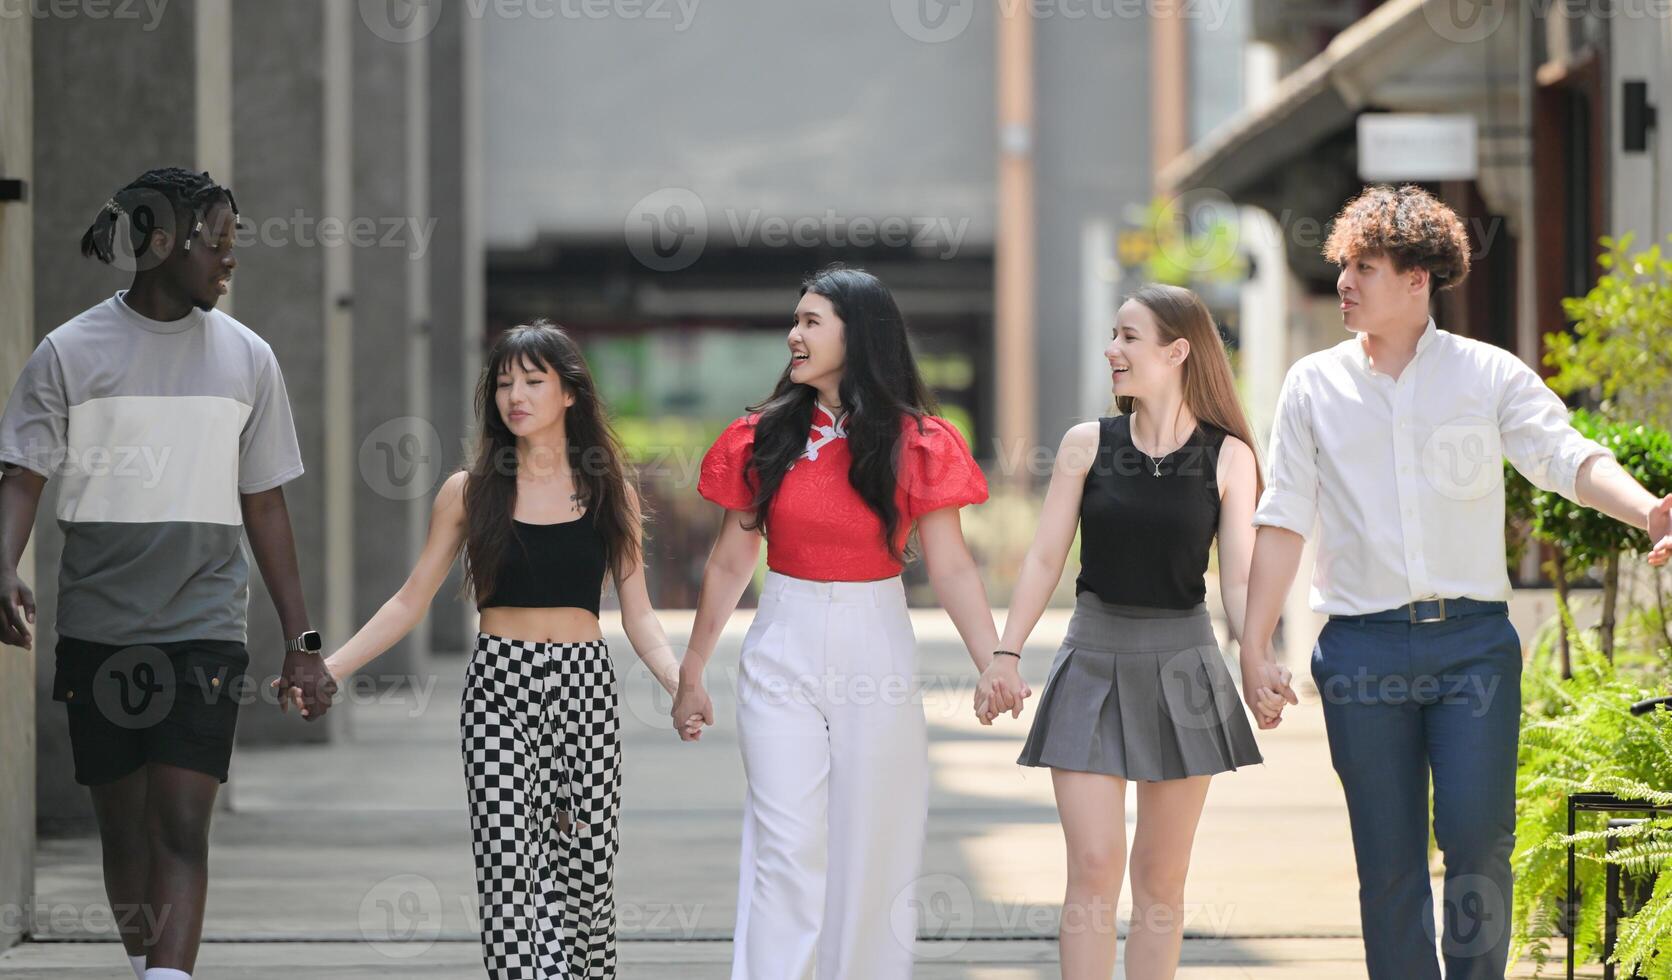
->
[673, 265, 1022, 979]
[985, 284, 1267, 979]
[306, 322, 688, 979]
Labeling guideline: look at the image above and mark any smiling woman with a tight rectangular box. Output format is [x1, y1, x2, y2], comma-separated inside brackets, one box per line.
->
[673, 263, 1002, 980]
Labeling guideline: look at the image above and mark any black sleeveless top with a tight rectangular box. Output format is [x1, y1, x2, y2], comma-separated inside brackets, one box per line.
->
[1075, 415, 1225, 609]
[477, 510, 609, 616]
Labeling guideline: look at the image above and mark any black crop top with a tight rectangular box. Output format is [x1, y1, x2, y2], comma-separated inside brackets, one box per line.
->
[477, 510, 609, 616]
[1075, 415, 1224, 609]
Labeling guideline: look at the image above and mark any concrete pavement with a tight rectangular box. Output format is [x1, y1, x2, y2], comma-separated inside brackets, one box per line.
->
[0, 609, 1562, 977]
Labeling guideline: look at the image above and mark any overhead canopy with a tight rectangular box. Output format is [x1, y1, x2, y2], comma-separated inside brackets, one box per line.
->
[1159, 0, 1522, 285]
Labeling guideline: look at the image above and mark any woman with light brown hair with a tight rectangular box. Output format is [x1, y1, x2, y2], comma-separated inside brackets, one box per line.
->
[978, 283, 1272, 978]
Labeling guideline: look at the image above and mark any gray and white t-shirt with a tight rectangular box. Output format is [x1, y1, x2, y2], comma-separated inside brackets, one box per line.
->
[0, 291, 304, 645]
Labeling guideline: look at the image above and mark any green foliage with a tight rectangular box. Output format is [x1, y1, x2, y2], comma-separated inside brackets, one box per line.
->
[1142, 195, 1247, 287]
[1511, 605, 1672, 976]
[1503, 410, 1672, 575]
[1548, 232, 1672, 430]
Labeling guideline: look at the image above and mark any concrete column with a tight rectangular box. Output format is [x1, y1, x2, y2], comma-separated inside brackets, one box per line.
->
[0, 9, 36, 947]
[229, 0, 349, 745]
[426, 0, 484, 657]
[349, 10, 430, 682]
[994, 1, 1036, 477]
[32, 0, 202, 832]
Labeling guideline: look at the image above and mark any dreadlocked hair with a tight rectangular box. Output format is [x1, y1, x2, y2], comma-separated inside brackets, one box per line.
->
[79, 167, 239, 265]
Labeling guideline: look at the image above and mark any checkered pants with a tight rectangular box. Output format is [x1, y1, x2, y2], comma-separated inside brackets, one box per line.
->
[461, 632, 621, 979]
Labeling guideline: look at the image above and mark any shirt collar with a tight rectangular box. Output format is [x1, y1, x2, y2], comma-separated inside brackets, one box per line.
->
[1355, 316, 1438, 375]
[812, 402, 849, 432]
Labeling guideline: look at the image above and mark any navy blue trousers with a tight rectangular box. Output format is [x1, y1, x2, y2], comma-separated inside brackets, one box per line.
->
[1311, 606, 1520, 980]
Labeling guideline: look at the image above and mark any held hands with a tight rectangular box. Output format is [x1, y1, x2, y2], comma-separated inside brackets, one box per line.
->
[973, 654, 1032, 725]
[1240, 653, 1298, 729]
[272, 648, 339, 721]
[671, 676, 713, 742]
[1649, 493, 1672, 567]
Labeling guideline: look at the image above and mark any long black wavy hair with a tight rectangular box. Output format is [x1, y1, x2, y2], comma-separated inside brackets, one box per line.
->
[740, 264, 937, 564]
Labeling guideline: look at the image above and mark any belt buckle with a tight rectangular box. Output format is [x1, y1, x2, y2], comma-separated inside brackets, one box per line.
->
[1409, 598, 1448, 624]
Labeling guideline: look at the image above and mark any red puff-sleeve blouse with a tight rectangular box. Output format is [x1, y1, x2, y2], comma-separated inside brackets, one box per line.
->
[697, 404, 989, 581]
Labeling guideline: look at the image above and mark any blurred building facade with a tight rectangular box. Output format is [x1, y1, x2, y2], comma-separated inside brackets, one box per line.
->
[478, 0, 1174, 603]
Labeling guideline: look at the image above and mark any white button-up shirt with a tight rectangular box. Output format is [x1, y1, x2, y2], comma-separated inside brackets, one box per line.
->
[1253, 317, 1612, 616]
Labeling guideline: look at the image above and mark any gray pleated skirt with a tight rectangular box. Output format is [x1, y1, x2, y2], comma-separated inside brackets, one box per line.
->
[1017, 592, 1263, 781]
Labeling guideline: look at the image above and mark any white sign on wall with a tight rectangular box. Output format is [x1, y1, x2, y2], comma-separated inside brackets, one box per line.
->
[1357, 114, 1479, 182]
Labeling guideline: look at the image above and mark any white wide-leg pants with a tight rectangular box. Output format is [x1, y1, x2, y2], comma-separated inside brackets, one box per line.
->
[730, 570, 929, 980]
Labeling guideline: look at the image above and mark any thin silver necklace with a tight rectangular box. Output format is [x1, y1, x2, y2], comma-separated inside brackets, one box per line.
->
[1133, 413, 1188, 477]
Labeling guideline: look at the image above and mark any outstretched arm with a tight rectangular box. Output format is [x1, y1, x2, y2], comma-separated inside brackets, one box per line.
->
[307, 471, 468, 700]
[1573, 455, 1672, 565]
[612, 485, 680, 697]
[1241, 525, 1304, 729]
[978, 423, 1097, 723]
[672, 509, 762, 741]
[243, 484, 330, 719]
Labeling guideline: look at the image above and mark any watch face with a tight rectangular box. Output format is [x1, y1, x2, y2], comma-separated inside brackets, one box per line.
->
[301, 630, 323, 652]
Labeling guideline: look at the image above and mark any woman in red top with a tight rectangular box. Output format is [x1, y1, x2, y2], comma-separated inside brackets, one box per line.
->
[674, 265, 1025, 979]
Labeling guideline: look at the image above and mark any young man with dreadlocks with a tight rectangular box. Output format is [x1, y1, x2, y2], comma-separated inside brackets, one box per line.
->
[0, 167, 333, 980]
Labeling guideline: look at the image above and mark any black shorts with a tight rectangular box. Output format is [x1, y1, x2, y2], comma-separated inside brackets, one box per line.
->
[53, 634, 250, 786]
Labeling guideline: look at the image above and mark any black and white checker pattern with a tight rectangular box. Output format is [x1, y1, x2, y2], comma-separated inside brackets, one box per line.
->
[461, 633, 621, 979]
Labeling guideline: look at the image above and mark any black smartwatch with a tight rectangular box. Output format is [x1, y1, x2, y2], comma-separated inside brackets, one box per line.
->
[285, 630, 323, 655]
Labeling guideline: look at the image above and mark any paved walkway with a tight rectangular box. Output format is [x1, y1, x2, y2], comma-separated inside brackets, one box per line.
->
[1, 610, 1566, 977]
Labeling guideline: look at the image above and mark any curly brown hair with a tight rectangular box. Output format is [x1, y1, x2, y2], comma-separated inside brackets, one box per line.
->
[1323, 184, 1471, 293]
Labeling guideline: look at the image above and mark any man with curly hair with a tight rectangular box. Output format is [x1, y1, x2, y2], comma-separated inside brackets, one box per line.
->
[1233, 184, 1672, 978]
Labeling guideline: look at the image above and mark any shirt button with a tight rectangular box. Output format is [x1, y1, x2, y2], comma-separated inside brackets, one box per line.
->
[65, 689, 74, 699]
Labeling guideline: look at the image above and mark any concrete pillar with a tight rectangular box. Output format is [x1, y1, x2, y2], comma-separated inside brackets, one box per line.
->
[228, 0, 351, 745]
[349, 11, 431, 682]
[32, 0, 202, 832]
[0, 9, 36, 947]
[994, 2, 1036, 477]
[427, 0, 484, 657]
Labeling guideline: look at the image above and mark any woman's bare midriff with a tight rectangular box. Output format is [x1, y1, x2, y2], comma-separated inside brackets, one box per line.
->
[478, 606, 603, 644]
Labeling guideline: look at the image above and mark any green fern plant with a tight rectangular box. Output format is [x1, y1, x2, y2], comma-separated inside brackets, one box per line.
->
[1511, 601, 1672, 976]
